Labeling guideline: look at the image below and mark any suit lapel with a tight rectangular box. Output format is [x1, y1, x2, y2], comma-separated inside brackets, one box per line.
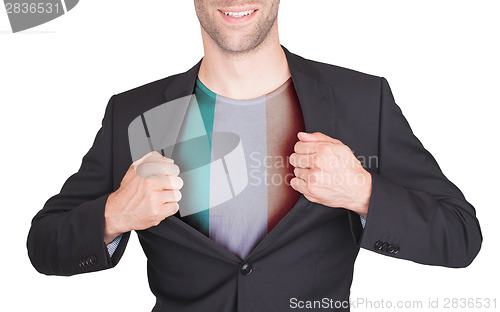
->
[156, 46, 337, 260]
[250, 47, 337, 257]
[282, 45, 336, 137]
[163, 59, 202, 102]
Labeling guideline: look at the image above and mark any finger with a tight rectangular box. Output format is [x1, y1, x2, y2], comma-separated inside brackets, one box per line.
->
[160, 175, 184, 190]
[293, 167, 311, 181]
[141, 153, 175, 166]
[165, 163, 180, 176]
[126, 153, 162, 182]
[290, 176, 305, 192]
[294, 167, 323, 185]
[161, 202, 180, 217]
[136, 162, 180, 178]
[164, 158, 174, 164]
[289, 153, 315, 168]
[158, 189, 182, 203]
[133, 151, 161, 166]
[290, 177, 319, 203]
[297, 132, 342, 144]
[294, 141, 324, 154]
[290, 177, 313, 197]
[134, 151, 174, 168]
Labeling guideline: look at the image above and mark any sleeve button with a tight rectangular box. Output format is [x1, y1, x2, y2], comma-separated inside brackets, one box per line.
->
[393, 245, 400, 254]
[387, 244, 394, 254]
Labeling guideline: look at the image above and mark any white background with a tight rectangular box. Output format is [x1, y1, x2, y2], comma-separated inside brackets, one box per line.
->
[1, 0, 499, 311]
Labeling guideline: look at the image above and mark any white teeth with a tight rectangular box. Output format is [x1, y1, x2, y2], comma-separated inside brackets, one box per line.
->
[222, 10, 255, 18]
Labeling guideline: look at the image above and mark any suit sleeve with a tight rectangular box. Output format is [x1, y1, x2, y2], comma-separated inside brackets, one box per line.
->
[351, 77, 482, 268]
[27, 95, 130, 276]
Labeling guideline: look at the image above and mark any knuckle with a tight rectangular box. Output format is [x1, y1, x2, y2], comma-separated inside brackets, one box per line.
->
[312, 156, 322, 168]
[338, 144, 351, 155]
[162, 177, 173, 190]
[166, 202, 179, 215]
[298, 156, 307, 168]
[174, 176, 184, 189]
[173, 190, 182, 202]
[293, 142, 301, 153]
[317, 144, 328, 153]
[319, 144, 333, 157]
[171, 164, 181, 176]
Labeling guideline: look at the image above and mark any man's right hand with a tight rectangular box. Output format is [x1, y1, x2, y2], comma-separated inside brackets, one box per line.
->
[103, 151, 183, 244]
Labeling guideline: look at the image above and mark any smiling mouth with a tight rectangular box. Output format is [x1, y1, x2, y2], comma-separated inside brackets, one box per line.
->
[219, 9, 257, 18]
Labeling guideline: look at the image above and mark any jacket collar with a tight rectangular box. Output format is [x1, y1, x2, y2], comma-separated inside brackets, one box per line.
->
[163, 45, 336, 137]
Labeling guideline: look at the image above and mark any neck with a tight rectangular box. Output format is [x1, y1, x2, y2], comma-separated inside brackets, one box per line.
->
[197, 25, 291, 100]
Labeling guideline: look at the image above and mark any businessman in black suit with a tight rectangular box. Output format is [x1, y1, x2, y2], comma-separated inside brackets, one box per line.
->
[27, 1, 482, 311]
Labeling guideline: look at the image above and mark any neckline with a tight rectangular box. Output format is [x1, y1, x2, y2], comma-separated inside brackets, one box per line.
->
[195, 76, 292, 105]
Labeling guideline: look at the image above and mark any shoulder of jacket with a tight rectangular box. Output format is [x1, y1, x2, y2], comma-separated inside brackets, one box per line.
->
[112, 72, 181, 102]
[293, 52, 383, 87]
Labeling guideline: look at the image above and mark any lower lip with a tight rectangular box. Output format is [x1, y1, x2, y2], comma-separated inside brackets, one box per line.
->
[218, 10, 258, 24]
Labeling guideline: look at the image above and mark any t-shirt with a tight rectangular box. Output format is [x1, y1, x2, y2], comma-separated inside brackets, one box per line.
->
[174, 76, 306, 259]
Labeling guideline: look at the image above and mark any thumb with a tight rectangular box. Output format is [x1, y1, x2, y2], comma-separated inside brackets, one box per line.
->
[132, 151, 173, 170]
[297, 132, 340, 143]
[133, 151, 161, 167]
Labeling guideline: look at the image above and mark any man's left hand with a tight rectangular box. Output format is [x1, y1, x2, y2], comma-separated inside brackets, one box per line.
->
[289, 132, 372, 219]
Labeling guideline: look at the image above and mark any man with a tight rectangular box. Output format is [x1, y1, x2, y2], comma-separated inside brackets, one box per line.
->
[27, 1, 482, 311]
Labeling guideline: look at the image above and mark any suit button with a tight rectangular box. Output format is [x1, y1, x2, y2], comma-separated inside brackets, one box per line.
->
[381, 242, 389, 252]
[374, 241, 383, 250]
[240, 263, 253, 276]
[89, 256, 97, 265]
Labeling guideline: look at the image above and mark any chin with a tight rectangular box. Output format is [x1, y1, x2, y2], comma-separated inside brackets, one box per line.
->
[219, 37, 261, 54]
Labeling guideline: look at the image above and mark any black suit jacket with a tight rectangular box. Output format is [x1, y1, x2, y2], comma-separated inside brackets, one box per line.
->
[27, 46, 482, 311]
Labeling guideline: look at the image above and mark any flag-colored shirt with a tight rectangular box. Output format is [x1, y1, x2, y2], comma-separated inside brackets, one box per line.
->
[175, 76, 305, 259]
